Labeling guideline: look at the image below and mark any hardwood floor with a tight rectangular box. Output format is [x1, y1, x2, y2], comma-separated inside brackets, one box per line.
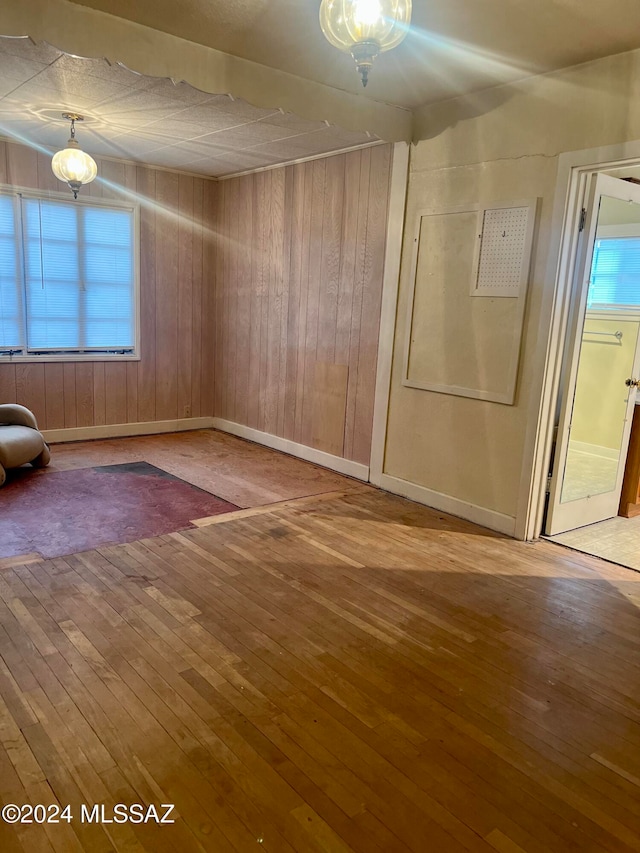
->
[1, 433, 640, 851]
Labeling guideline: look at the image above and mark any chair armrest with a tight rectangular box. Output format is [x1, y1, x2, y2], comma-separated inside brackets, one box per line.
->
[0, 404, 39, 429]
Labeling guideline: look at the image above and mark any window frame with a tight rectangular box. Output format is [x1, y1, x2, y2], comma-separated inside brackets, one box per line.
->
[0, 183, 140, 363]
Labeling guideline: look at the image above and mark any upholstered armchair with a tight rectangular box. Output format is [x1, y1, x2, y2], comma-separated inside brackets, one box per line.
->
[0, 404, 51, 486]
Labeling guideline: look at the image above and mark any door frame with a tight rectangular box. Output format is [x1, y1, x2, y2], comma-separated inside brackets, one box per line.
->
[544, 173, 640, 534]
[518, 139, 640, 540]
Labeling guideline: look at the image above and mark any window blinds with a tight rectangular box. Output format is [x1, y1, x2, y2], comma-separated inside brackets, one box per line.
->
[0, 195, 21, 350]
[0, 191, 135, 356]
[589, 237, 640, 309]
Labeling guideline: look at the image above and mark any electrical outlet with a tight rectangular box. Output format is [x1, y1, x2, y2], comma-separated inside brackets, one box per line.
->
[184, 405, 191, 418]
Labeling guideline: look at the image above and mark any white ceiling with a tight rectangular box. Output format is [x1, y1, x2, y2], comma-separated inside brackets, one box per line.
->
[64, 0, 640, 109]
[5, 0, 640, 177]
[0, 36, 378, 178]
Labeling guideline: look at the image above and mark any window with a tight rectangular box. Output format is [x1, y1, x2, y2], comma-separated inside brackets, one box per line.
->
[589, 236, 640, 311]
[0, 189, 138, 361]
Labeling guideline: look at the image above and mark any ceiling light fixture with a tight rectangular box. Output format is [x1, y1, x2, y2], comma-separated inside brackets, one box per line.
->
[51, 112, 97, 199]
[319, 0, 412, 87]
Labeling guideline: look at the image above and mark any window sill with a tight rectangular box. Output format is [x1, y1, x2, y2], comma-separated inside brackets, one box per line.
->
[0, 353, 141, 364]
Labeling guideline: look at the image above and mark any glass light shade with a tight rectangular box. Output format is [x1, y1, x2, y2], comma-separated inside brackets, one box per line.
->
[51, 138, 98, 198]
[320, 0, 411, 52]
[319, 0, 411, 85]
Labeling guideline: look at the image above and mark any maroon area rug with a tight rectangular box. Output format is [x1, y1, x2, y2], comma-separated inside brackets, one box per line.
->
[0, 462, 239, 560]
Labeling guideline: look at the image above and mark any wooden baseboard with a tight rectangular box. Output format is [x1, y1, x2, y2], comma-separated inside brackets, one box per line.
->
[619, 501, 640, 519]
[212, 418, 370, 482]
[378, 473, 517, 537]
[42, 417, 215, 444]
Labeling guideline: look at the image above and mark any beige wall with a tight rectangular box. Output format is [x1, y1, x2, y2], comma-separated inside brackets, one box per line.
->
[383, 47, 640, 522]
[0, 141, 216, 429]
[571, 317, 640, 451]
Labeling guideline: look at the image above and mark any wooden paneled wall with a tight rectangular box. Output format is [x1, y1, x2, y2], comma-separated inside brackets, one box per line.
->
[0, 140, 392, 467]
[0, 141, 215, 430]
[214, 144, 392, 465]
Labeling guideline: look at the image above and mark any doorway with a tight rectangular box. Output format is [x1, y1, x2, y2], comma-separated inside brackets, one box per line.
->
[542, 170, 640, 569]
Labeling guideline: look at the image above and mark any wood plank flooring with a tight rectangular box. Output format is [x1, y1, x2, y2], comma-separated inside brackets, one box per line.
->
[1, 433, 640, 851]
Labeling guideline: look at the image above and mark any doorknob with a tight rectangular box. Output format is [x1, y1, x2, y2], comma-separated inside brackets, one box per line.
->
[625, 378, 640, 387]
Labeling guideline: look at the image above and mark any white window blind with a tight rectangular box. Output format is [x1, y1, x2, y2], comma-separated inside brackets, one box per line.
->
[0, 195, 21, 351]
[0, 189, 136, 360]
[589, 237, 640, 309]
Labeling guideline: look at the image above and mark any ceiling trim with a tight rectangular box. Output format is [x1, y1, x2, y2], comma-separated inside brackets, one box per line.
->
[216, 140, 386, 181]
[0, 133, 385, 184]
[0, 0, 412, 143]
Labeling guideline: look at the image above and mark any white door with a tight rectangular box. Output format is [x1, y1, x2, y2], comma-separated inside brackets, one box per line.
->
[545, 173, 640, 536]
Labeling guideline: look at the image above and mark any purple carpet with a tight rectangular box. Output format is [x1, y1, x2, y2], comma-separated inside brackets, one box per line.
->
[0, 462, 239, 559]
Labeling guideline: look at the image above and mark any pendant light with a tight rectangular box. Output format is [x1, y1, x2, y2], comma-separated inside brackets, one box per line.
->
[51, 113, 97, 199]
[319, 0, 412, 87]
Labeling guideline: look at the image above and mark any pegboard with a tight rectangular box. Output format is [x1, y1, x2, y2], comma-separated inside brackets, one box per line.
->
[470, 200, 536, 298]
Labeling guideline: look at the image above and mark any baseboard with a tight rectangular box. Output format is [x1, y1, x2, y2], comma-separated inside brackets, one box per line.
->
[378, 473, 517, 536]
[570, 440, 619, 461]
[212, 418, 370, 481]
[43, 417, 215, 444]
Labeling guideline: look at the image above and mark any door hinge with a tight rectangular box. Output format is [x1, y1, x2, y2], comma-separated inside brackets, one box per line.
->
[546, 475, 552, 495]
[578, 207, 587, 232]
